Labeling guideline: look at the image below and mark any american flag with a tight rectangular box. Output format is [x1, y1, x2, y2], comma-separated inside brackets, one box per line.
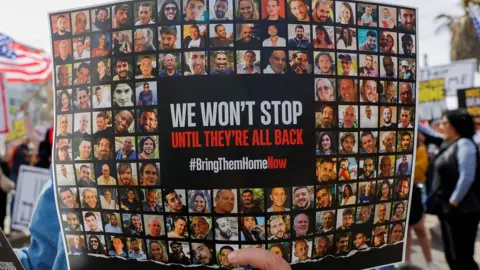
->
[0, 33, 52, 83]
[469, 2, 480, 40]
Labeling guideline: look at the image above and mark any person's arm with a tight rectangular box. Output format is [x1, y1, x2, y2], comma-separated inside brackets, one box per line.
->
[13, 179, 67, 270]
[450, 139, 477, 205]
[418, 124, 443, 139]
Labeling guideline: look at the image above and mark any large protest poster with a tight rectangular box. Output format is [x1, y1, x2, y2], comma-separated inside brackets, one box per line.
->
[49, 0, 418, 269]
[458, 87, 480, 116]
[418, 79, 445, 121]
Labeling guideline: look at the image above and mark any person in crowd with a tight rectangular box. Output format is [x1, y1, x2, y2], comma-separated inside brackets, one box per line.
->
[420, 109, 480, 270]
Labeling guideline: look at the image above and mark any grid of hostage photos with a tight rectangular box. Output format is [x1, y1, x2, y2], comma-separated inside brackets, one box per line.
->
[50, 0, 417, 267]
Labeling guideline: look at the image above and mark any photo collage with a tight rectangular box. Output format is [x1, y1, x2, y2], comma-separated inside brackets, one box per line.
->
[50, 0, 417, 268]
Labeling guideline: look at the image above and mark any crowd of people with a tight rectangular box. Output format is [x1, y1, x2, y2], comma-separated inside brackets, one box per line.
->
[1, 109, 480, 269]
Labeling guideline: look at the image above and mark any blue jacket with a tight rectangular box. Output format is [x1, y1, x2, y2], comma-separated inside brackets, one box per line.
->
[14, 179, 68, 270]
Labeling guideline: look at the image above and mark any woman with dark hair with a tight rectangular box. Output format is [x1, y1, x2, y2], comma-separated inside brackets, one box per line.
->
[313, 25, 333, 49]
[57, 90, 72, 112]
[421, 109, 480, 270]
[316, 132, 336, 155]
[336, 27, 354, 50]
[88, 235, 106, 255]
[340, 184, 355, 206]
[240, 216, 265, 241]
[190, 191, 210, 213]
[158, 0, 181, 24]
[391, 201, 406, 221]
[377, 180, 391, 201]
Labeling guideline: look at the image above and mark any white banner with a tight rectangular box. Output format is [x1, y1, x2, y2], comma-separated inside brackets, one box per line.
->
[11, 165, 50, 232]
[419, 58, 477, 97]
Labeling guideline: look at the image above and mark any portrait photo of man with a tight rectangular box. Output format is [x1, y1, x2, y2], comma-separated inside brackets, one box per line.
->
[237, 50, 261, 74]
[191, 243, 214, 265]
[358, 54, 378, 77]
[399, 82, 415, 104]
[360, 131, 378, 154]
[189, 216, 212, 240]
[380, 106, 397, 129]
[289, 50, 310, 74]
[380, 55, 397, 78]
[263, 49, 286, 74]
[159, 53, 182, 76]
[315, 210, 334, 234]
[112, 30, 133, 54]
[262, 0, 285, 20]
[168, 241, 190, 264]
[334, 232, 351, 255]
[158, 0, 181, 24]
[288, 0, 311, 22]
[380, 131, 396, 153]
[73, 62, 91, 85]
[210, 51, 234, 74]
[399, 8, 416, 32]
[92, 59, 112, 83]
[75, 164, 95, 186]
[73, 138, 92, 161]
[360, 80, 378, 103]
[84, 211, 103, 232]
[93, 113, 113, 137]
[135, 1, 156, 25]
[236, 23, 262, 49]
[63, 211, 83, 232]
[135, 28, 157, 52]
[142, 189, 162, 211]
[183, 0, 206, 21]
[210, 24, 234, 47]
[108, 236, 126, 257]
[292, 186, 314, 210]
[215, 217, 239, 241]
[239, 188, 264, 213]
[96, 162, 116, 185]
[56, 65, 72, 87]
[398, 131, 413, 152]
[358, 29, 377, 52]
[159, 26, 181, 50]
[145, 215, 164, 237]
[337, 53, 357, 76]
[113, 57, 133, 81]
[314, 236, 332, 258]
[72, 11, 90, 35]
[267, 215, 290, 240]
[339, 105, 358, 128]
[135, 55, 157, 79]
[400, 33, 416, 57]
[262, 23, 286, 47]
[167, 216, 188, 238]
[184, 51, 208, 75]
[217, 245, 237, 268]
[267, 187, 290, 212]
[379, 81, 398, 103]
[54, 39, 73, 64]
[137, 109, 158, 132]
[114, 110, 135, 133]
[59, 187, 79, 209]
[113, 83, 134, 107]
[139, 163, 160, 186]
[337, 208, 354, 231]
[214, 189, 237, 213]
[288, 25, 311, 49]
[91, 8, 111, 31]
[52, 14, 72, 39]
[293, 239, 311, 262]
[360, 105, 378, 128]
[339, 132, 357, 154]
[316, 158, 335, 182]
[113, 3, 132, 28]
[336, 80, 357, 105]
[399, 59, 415, 81]
[210, 0, 233, 20]
[92, 86, 111, 108]
[164, 189, 188, 213]
[80, 187, 100, 209]
[99, 188, 119, 210]
[356, 205, 373, 225]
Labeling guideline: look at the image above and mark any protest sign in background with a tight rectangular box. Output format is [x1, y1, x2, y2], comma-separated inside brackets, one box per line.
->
[418, 79, 445, 121]
[50, 0, 418, 269]
[457, 87, 480, 116]
[11, 165, 50, 232]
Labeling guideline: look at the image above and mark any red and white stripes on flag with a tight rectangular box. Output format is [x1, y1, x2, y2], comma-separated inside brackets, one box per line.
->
[0, 34, 52, 83]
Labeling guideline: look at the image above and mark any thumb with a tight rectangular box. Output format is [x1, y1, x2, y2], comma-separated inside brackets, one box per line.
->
[227, 248, 291, 270]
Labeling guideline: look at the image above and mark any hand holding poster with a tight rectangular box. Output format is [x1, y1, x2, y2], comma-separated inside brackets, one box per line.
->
[50, 0, 418, 269]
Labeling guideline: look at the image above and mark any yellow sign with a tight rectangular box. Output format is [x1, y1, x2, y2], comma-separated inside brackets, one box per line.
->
[6, 117, 26, 143]
[419, 79, 445, 102]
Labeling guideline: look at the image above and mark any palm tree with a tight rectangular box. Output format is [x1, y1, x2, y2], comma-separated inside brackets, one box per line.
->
[435, 0, 480, 66]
